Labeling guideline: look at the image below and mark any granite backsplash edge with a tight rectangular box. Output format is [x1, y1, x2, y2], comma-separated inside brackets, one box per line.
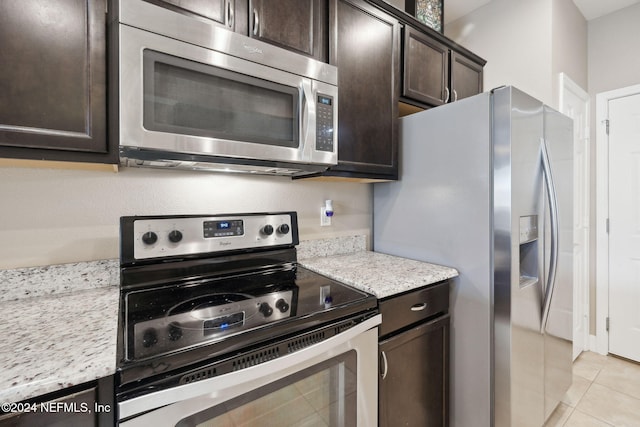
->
[0, 234, 366, 302]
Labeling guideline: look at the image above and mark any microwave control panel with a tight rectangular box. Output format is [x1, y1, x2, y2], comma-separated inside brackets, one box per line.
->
[316, 94, 334, 152]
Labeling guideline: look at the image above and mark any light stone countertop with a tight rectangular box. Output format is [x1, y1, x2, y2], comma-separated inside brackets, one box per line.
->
[0, 260, 119, 404]
[299, 251, 458, 299]
[0, 235, 457, 404]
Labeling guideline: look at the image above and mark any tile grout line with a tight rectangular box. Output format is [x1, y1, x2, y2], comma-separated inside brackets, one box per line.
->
[596, 358, 640, 402]
[573, 365, 619, 427]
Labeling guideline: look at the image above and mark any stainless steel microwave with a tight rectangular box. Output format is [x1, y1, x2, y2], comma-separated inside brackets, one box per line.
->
[114, 0, 338, 177]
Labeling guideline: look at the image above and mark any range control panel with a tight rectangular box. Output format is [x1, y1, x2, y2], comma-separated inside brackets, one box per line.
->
[127, 212, 297, 261]
[131, 288, 295, 360]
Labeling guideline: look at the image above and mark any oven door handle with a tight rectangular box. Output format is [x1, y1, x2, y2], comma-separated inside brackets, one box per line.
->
[118, 314, 381, 421]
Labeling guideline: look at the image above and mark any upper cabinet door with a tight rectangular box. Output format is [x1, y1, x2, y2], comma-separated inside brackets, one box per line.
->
[148, 0, 248, 33]
[326, 0, 400, 180]
[250, 0, 328, 62]
[402, 26, 449, 107]
[0, 0, 113, 163]
[450, 51, 484, 102]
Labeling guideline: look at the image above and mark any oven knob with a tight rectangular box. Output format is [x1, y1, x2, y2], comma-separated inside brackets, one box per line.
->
[168, 230, 183, 243]
[259, 302, 273, 317]
[261, 225, 274, 236]
[277, 224, 290, 235]
[142, 328, 158, 348]
[168, 322, 183, 341]
[275, 298, 289, 313]
[142, 231, 158, 245]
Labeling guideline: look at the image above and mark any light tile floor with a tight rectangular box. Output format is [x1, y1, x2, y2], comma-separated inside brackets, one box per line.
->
[545, 351, 640, 427]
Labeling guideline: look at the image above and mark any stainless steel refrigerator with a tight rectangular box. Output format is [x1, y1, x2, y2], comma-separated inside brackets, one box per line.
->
[373, 86, 573, 427]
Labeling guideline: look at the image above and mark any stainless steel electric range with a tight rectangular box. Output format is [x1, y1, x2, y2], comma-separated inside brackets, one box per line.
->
[116, 212, 380, 426]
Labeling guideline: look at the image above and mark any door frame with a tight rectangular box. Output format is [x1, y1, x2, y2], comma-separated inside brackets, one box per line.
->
[595, 83, 640, 355]
[558, 73, 590, 360]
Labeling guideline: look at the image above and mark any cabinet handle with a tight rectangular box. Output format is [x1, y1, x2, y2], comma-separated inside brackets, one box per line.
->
[453, 89, 458, 102]
[226, 0, 234, 28]
[444, 87, 450, 103]
[410, 302, 427, 311]
[253, 8, 259, 35]
[380, 351, 388, 380]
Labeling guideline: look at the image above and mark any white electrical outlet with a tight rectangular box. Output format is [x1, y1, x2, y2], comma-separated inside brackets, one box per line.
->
[320, 207, 332, 226]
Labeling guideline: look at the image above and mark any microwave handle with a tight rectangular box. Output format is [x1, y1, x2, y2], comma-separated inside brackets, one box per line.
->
[299, 80, 314, 158]
[226, 0, 234, 28]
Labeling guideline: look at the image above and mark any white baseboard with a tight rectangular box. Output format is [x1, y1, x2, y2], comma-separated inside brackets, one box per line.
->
[589, 334, 607, 355]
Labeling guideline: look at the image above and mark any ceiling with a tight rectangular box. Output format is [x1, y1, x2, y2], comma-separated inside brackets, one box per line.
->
[444, 0, 640, 24]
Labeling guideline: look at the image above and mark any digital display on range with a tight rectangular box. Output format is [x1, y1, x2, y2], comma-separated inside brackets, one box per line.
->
[203, 219, 244, 238]
[204, 313, 245, 334]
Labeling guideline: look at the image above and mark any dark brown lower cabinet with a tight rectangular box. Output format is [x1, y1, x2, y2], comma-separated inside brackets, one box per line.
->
[0, 377, 114, 427]
[379, 283, 450, 426]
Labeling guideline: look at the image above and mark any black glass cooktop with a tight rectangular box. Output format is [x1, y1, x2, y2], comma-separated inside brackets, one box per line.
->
[123, 266, 374, 362]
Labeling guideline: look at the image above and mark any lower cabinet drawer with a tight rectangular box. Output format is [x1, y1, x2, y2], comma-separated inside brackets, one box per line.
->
[379, 280, 449, 337]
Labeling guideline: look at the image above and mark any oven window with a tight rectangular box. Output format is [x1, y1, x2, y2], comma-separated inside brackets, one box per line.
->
[176, 351, 357, 427]
[143, 50, 299, 148]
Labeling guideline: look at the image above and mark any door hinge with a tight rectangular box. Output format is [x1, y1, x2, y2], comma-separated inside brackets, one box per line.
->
[606, 218, 610, 233]
[604, 119, 610, 135]
[606, 317, 610, 332]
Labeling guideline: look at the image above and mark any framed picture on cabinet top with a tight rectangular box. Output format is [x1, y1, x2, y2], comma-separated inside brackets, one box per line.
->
[406, 0, 444, 33]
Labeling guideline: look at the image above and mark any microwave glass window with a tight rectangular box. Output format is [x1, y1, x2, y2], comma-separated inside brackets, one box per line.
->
[175, 351, 357, 427]
[143, 50, 299, 148]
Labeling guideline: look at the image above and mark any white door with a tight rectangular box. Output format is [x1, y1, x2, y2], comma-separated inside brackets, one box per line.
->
[559, 74, 589, 361]
[609, 92, 640, 362]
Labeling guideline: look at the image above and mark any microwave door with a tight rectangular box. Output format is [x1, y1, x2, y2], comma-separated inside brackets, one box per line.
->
[118, 24, 337, 168]
[142, 49, 301, 153]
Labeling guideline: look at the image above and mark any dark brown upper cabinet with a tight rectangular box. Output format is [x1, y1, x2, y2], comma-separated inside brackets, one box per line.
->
[146, 0, 248, 33]
[450, 50, 484, 102]
[249, 0, 328, 62]
[0, 0, 113, 164]
[402, 26, 449, 107]
[323, 0, 400, 181]
[401, 25, 484, 108]
[150, 0, 328, 62]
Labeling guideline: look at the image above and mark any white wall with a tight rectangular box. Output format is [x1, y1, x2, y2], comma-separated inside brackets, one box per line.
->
[551, 0, 588, 105]
[445, 0, 553, 105]
[588, 3, 640, 98]
[0, 166, 372, 269]
[445, 0, 587, 110]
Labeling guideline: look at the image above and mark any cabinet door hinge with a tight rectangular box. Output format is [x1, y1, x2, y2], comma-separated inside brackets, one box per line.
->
[606, 317, 610, 332]
[604, 119, 610, 135]
[606, 218, 610, 234]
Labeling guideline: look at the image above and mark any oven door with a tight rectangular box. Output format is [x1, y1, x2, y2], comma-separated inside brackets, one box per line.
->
[117, 23, 337, 169]
[118, 315, 380, 427]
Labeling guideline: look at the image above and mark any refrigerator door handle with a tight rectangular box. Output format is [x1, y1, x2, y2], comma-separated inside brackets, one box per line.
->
[540, 137, 560, 334]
